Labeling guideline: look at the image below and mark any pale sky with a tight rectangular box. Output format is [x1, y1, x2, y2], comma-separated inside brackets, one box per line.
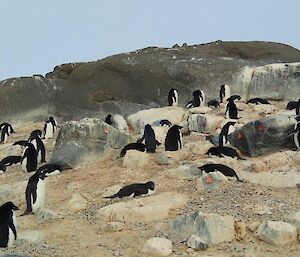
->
[1, 0, 299, 80]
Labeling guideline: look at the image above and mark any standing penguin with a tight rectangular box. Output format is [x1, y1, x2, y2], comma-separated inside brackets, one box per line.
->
[28, 134, 46, 163]
[22, 171, 48, 215]
[186, 90, 205, 108]
[0, 125, 10, 143]
[220, 84, 231, 103]
[15, 142, 37, 172]
[219, 121, 236, 146]
[0, 201, 19, 248]
[168, 88, 178, 106]
[43, 116, 57, 139]
[287, 120, 300, 149]
[165, 125, 183, 151]
[0, 123, 15, 134]
[225, 98, 239, 119]
[137, 124, 161, 153]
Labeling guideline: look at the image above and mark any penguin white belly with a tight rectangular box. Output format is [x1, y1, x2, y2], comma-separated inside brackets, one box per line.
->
[294, 131, 300, 149]
[37, 151, 42, 163]
[228, 126, 236, 135]
[32, 179, 46, 212]
[178, 131, 183, 150]
[224, 85, 231, 100]
[7, 212, 16, 247]
[21, 157, 27, 172]
[45, 124, 54, 139]
[47, 170, 61, 176]
[174, 90, 178, 105]
[3, 133, 8, 143]
[31, 139, 37, 150]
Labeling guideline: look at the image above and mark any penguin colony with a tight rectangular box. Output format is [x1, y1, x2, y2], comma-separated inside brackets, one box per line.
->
[0, 84, 299, 249]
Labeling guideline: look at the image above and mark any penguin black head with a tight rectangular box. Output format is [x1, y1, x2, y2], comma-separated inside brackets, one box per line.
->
[173, 125, 183, 130]
[105, 114, 113, 125]
[227, 95, 241, 102]
[286, 101, 298, 110]
[29, 129, 42, 140]
[146, 181, 155, 190]
[145, 124, 153, 131]
[193, 90, 202, 97]
[226, 121, 236, 126]
[160, 119, 172, 127]
[1, 201, 19, 211]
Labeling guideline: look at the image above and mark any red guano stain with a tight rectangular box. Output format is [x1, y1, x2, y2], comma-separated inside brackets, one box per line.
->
[237, 132, 242, 140]
[256, 122, 265, 132]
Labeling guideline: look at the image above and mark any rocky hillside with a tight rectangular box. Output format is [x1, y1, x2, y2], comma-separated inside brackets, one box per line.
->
[1, 41, 300, 122]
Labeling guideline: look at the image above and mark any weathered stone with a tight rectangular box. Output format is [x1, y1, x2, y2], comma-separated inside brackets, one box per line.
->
[229, 114, 296, 156]
[50, 118, 132, 167]
[186, 235, 209, 251]
[170, 212, 235, 244]
[128, 106, 187, 133]
[196, 171, 229, 191]
[247, 221, 261, 232]
[97, 192, 188, 222]
[142, 237, 172, 256]
[35, 208, 59, 224]
[100, 222, 125, 232]
[189, 106, 213, 114]
[155, 150, 189, 165]
[68, 193, 88, 212]
[255, 220, 297, 245]
[188, 114, 224, 133]
[166, 165, 201, 179]
[235, 220, 247, 241]
[0, 186, 10, 202]
[122, 150, 149, 168]
[18, 230, 45, 245]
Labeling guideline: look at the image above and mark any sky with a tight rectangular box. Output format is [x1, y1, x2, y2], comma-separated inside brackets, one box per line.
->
[0, 0, 299, 81]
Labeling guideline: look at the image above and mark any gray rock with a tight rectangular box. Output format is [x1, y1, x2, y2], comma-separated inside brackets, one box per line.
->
[229, 114, 296, 157]
[170, 212, 235, 244]
[122, 150, 149, 168]
[186, 235, 209, 251]
[50, 118, 132, 167]
[255, 220, 297, 245]
[100, 222, 125, 232]
[142, 237, 172, 256]
[196, 171, 230, 191]
[155, 150, 189, 165]
[35, 208, 59, 224]
[167, 165, 201, 179]
[68, 193, 88, 212]
[18, 230, 45, 245]
[0, 186, 10, 202]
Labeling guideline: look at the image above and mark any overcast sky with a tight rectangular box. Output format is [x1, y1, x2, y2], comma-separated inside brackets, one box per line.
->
[1, 0, 299, 80]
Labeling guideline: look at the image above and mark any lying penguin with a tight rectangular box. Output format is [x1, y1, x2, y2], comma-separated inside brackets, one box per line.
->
[104, 181, 155, 198]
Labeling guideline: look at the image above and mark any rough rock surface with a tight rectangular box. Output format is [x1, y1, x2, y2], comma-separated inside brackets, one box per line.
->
[142, 237, 172, 256]
[229, 114, 296, 156]
[122, 150, 149, 168]
[1, 41, 300, 121]
[170, 212, 235, 244]
[255, 220, 297, 245]
[50, 118, 132, 167]
[97, 192, 188, 222]
[155, 150, 189, 165]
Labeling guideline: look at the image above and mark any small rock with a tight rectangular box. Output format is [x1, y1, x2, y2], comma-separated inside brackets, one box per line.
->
[142, 237, 172, 256]
[186, 235, 208, 251]
[196, 171, 229, 191]
[255, 220, 297, 245]
[68, 193, 88, 212]
[247, 221, 261, 232]
[100, 222, 125, 232]
[166, 165, 201, 179]
[122, 150, 149, 168]
[251, 205, 272, 215]
[18, 230, 45, 245]
[0, 186, 10, 202]
[35, 208, 59, 224]
[155, 150, 189, 165]
[235, 220, 247, 241]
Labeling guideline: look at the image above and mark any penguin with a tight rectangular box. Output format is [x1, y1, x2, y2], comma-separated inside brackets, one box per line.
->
[0, 123, 15, 134]
[17, 142, 37, 172]
[0, 201, 19, 248]
[29, 129, 43, 139]
[286, 101, 298, 111]
[296, 99, 300, 115]
[207, 99, 220, 108]
[0, 156, 21, 173]
[43, 116, 57, 139]
[0, 125, 10, 143]
[120, 143, 146, 157]
[227, 95, 241, 102]
[225, 98, 239, 119]
[198, 164, 242, 182]
[219, 84, 231, 103]
[137, 124, 161, 153]
[28, 134, 46, 163]
[206, 146, 245, 160]
[246, 98, 270, 105]
[287, 120, 300, 149]
[104, 181, 155, 198]
[22, 171, 48, 215]
[160, 119, 172, 127]
[165, 125, 183, 151]
[219, 121, 236, 146]
[35, 163, 62, 176]
[104, 114, 113, 125]
[168, 88, 178, 106]
[186, 90, 205, 108]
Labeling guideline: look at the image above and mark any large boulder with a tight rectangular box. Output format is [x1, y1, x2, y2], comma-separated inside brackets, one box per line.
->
[50, 118, 132, 167]
[228, 114, 296, 156]
[127, 106, 187, 133]
[122, 150, 150, 168]
[188, 114, 224, 133]
[97, 192, 188, 222]
[169, 212, 235, 244]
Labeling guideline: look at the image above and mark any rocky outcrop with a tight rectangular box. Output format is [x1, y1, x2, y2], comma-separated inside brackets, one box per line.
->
[1, 41, 300, 121]
[50, 118, 132, 167]
[228, 114, 296, 156]
[97, 192, 188, 222]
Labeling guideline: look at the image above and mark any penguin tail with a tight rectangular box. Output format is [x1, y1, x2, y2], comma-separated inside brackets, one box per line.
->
[103, 194, 117, 199]
[236, 177, 244, 183]
[238, 157, 246, 160]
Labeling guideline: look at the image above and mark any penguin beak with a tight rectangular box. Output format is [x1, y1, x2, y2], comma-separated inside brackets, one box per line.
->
[13, 206, 19, 210]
